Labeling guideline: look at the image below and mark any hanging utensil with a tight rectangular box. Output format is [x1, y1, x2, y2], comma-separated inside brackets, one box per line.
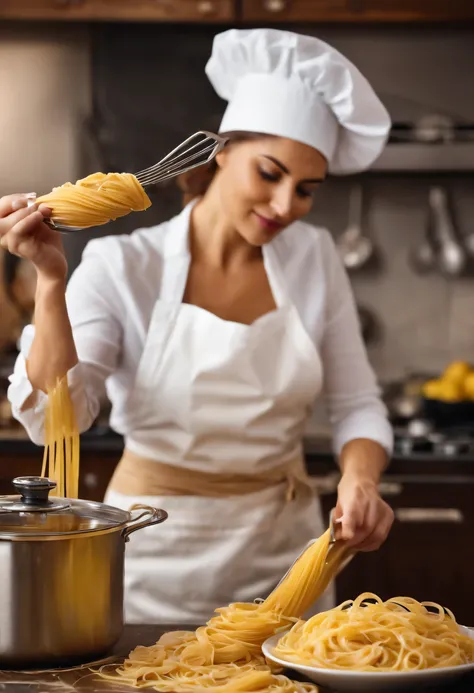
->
[456, 195, 474, 259]
[409, 211, 437, 275]
[357, 304, 379, 344]
[337, 184, 373, 271]
[430, 187, 466, 278]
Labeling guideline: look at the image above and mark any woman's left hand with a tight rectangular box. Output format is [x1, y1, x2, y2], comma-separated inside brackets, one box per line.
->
[333, 469, 394, 552]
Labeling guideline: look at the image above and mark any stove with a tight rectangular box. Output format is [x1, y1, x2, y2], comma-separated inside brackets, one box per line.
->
[394, 421, 474, 458]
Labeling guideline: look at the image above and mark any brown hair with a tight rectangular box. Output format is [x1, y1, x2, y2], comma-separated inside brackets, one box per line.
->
[176, 132, 269, 208]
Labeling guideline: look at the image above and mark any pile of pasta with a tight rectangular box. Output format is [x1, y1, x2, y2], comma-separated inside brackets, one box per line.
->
[42, 377, 80, 498]
[100, 530, 349, 693]
[37, 172, 151, 229]
[275, 593, 474, 672]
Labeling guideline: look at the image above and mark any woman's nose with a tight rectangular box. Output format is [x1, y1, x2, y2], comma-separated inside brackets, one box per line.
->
[269, 183, 294, 219]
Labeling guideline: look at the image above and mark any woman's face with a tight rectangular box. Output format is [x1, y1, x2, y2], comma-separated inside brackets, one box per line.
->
[215, 136, 327, 246]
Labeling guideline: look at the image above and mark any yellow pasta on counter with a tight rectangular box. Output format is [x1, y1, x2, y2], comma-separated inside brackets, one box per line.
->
[100, 530, 349, 692]
[37, 172, 151, 229]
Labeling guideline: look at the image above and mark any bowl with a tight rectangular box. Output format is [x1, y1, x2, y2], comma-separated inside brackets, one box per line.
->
[262, 627, 474, 692]
[422, 397, 474, 428]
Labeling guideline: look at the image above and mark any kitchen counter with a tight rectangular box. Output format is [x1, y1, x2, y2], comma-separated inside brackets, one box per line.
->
[3, 426, 474, 476]
[2, 424, 474, 626]
[0, 624, 472, 692]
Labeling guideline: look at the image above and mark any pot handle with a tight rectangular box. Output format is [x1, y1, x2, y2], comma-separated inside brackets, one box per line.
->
[122, 504, 168, 542]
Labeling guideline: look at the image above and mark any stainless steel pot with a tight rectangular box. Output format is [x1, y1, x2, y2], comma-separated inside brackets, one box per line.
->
[0, 476, 168, 667]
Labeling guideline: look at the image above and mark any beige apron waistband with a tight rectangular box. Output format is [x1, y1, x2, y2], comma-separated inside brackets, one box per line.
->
[109, 448, 313, 500]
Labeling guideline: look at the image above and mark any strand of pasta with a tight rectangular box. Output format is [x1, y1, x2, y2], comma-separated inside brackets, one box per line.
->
[37, 172, 151, 229]
[100, 529, 350, 692]
[41, 377, 80, 498]
[274, 593, 474, 672]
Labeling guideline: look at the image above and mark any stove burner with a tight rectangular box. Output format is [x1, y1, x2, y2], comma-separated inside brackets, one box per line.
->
[394, 422, 474, 458]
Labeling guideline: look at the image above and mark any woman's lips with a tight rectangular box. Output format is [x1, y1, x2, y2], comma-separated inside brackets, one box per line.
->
[253, 212, 283, 232]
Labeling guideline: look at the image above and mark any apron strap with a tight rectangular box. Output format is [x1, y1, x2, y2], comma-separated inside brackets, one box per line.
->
[110, 448, 314, 500]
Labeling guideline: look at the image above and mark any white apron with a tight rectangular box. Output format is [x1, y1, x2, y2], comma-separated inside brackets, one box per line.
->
[105, 237, 334, 625]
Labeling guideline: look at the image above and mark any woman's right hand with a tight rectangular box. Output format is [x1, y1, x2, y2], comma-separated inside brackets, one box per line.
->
[0, 194, 67, 283]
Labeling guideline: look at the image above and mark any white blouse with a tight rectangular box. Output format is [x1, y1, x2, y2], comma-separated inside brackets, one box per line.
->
[8, 201, 393, 456]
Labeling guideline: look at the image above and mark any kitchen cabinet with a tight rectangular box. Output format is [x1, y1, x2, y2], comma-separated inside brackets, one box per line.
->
[241, 0, 474, 22]
[241, 0, 351, 22]
[350, 1, 474, 21]
[0, 450, 120, 502]
[2, 0, 473, 22]
[320, 474, 474, 626]
[0, 0, 234, 22]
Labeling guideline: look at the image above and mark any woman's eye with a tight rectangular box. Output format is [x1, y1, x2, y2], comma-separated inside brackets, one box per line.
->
[297, 187, 314, 199]
[297, 184, 320, 199]
[258, 168, 280, 183]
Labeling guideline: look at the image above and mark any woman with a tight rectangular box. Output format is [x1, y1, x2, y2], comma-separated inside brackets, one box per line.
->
[3, 29, 394, 625]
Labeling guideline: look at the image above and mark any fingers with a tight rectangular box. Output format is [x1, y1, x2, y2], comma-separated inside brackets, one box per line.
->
[0, 206, 36, 249]
[335, 477, 395, 551]
[339, 492, 365, 542]
[356, 505, 394, 552]
[0, 203, 39, 236]
[0, 204, 50, 258]
[0, 193, 36, 218]
[38, 203, 52, 217]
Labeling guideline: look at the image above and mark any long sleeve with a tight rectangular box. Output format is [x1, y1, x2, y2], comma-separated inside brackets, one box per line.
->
[320, 233, 393, 456]
[7, 247, 123, 446]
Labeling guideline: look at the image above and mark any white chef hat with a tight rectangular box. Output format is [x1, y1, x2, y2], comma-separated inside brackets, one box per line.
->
[205, 29, 391, 175]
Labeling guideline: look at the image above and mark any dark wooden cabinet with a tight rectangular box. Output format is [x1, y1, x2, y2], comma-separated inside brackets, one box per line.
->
[350, 0, 474, 21]
[241, 0, 352, 23]
[320, 474, 474, 626]
[1, 0, 473, 22]
[0, 0, 235, 22]
[0, 449, 120, 502]
[241, 0, 474, 21]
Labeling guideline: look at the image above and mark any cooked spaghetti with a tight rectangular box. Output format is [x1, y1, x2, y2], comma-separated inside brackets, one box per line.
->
[37, 172, 151, 229]
[274, 593, 474, 672]
[100, 530, 349, 692]
[41, 376, 80, 498]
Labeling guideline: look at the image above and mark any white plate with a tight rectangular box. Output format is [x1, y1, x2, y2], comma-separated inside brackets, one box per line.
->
[263, 627, 474, 692]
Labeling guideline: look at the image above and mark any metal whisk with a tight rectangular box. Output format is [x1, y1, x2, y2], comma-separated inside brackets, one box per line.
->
[135, 130, 226, 188]
[37, 131, 227, 233]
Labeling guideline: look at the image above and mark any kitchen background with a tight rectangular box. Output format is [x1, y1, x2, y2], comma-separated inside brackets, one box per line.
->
[1, 5, 474, 623]
[2, 20, 474, 385]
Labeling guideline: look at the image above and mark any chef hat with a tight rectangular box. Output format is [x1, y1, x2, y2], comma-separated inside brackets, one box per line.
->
[205, 29, 391, 174]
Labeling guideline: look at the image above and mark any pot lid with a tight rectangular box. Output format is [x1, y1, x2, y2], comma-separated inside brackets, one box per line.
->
[0, 476, 131, 538]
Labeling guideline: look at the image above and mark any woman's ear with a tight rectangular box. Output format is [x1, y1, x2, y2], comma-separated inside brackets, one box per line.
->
[215, 148, 227, 169]
[176, 161, 217, 207]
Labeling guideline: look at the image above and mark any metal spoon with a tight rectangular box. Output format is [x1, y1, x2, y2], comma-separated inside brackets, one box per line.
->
[337, 184, 373, 271]
[430, 187, 466, 278]
[409, 210, 436, 275]
[457, 213, 474, 260]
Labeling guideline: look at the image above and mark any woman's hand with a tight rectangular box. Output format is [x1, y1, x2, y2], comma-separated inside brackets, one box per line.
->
[0, 194, 67, 282]
[334, 439, 394, 552]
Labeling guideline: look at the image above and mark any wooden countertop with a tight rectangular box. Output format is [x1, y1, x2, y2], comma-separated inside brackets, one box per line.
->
[2, 426, 474, 477]
[0, 624, 472, 692]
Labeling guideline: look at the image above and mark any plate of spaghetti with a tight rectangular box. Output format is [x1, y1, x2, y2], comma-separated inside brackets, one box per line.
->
[263, 593, 474, 691]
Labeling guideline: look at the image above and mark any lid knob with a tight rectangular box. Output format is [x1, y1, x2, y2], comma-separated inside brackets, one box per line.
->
[12, 477, 57, 505]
